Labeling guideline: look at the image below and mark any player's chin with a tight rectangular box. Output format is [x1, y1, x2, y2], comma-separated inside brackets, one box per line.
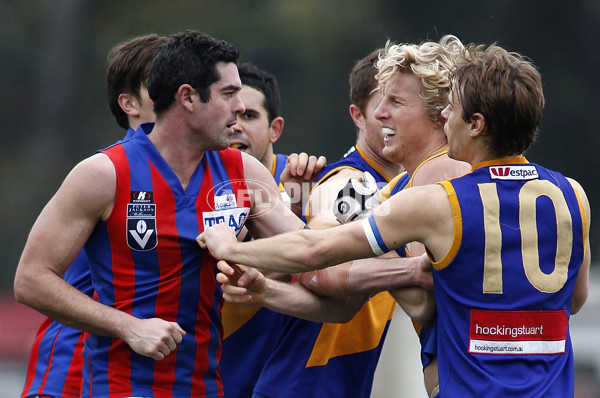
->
[211, 136, 231, 151]
[382, 145, 396, 160]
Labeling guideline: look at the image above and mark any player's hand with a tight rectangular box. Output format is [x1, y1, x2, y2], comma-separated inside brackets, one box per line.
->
[124, 317, 186, 360]
[196, 223, 237, 260]
[281, 153, 326, 217]
[333, 171, 381, 224]
[216, 260, 267, 305]
[281, 152, 327, 182]
[415, 253, 434, 291]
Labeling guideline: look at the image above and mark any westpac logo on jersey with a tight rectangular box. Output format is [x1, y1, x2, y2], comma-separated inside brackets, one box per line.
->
[489, 165, 539, 180]
[203, 207, 250, 235]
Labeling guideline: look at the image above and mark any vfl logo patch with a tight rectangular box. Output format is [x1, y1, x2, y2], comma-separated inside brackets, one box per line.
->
[127, 191, 157, 251]
[489, 165, 538, 180]
[127, 218, 157, 250]
[203, 207, 250, 235]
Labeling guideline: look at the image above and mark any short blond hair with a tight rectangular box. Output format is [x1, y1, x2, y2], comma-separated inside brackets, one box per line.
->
[376, 35, 464, 125]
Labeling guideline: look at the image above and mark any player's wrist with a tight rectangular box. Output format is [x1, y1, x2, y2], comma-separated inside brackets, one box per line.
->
[415, 256, 434, 291]
[261, 278, 278, 305]
[224, 240, 243, 264]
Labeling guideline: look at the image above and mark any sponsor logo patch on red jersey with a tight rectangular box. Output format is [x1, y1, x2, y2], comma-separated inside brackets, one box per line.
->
[489, 165, 539, 180]
[131, 190, 153, 203]
[203, 207, 250, 235]
[214, 193, 237, 211]
[469, 309, 568, 355]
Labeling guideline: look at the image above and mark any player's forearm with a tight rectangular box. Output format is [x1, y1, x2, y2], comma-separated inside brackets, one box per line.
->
[263, 279, 365, 323]
[227, 229, 338, 273]
[15, 267, 134, 339]
[571, 246, 590, 314]
[390, 287, 436, 326]
[202, 220, 373, 273]
[347, 255, 432, 295]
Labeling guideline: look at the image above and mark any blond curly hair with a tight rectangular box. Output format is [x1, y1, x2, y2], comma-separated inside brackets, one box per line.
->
[375, 35, 464, 125]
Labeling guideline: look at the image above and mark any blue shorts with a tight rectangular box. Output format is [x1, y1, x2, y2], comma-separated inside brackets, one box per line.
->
[419, 318, 438, 370]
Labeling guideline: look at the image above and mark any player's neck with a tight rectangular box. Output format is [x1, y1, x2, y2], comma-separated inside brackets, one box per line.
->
[404, 140, 448, 177]
[148, 118, 207, 191]
[260, 146, 275, 174]
[356, 141, 403, 180]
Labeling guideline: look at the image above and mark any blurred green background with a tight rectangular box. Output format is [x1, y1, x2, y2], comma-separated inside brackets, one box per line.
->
[1, 0, 598, 291]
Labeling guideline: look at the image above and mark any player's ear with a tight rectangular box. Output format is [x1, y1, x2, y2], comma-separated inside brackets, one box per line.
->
[269, 116, 284, 143]
[177, 84, 196, 112]
[470, 113, 487, 137]
[349, 104, 365, 130]
[118, 93, 140, 117]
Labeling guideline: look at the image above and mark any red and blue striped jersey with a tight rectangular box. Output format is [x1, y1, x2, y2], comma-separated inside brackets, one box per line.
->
[434, 157, 586, 397]
[21, 251, 92, 398]
[83, 127, 250, 397]
[253, 145, 398, 398]
[21, 127, 139, 398]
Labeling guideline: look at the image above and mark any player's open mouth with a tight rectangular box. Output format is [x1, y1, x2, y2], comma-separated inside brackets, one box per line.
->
[230, 142, 248, 150]
[381, 127, 396, 138]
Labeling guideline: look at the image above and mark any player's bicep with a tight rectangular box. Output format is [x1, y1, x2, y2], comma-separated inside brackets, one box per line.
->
[20, 154, 115, 276]
[370, 185, 451, 257]
[320, 218, 381, 265]
[568, 177, 591, 314]
[571, 241, 590, 314]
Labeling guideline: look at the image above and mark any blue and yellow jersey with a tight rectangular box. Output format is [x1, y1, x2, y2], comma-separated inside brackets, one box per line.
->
[253, 145, 401, 398]
[303, 145, 393, 224]
[380, 147, 449, 369]
[220, 152, 291, 398]
[272, 153, 290, 203]
[433, 156, 585, 396]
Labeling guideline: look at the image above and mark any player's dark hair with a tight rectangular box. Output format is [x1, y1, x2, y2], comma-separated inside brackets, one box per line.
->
[238, 62, 281, 122]
[148, 30, 240, 115]
[349, 48, 381, 112]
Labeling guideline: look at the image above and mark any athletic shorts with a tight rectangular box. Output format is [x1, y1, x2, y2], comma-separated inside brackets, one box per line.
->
[419, 318, 438, 370]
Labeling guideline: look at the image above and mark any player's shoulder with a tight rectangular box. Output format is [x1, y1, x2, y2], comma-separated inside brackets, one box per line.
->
[311, 168, 362, 198]
[70, 152, 116, 182]
[240, 150, 262, 167]
[240, 150, 271, 176]
[54, 153, 117, 220]
[413, 155, 470, 186]
[566, 176, 591, 217]
[324, 167, 364, 183]
[566, 176, 586, 195]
